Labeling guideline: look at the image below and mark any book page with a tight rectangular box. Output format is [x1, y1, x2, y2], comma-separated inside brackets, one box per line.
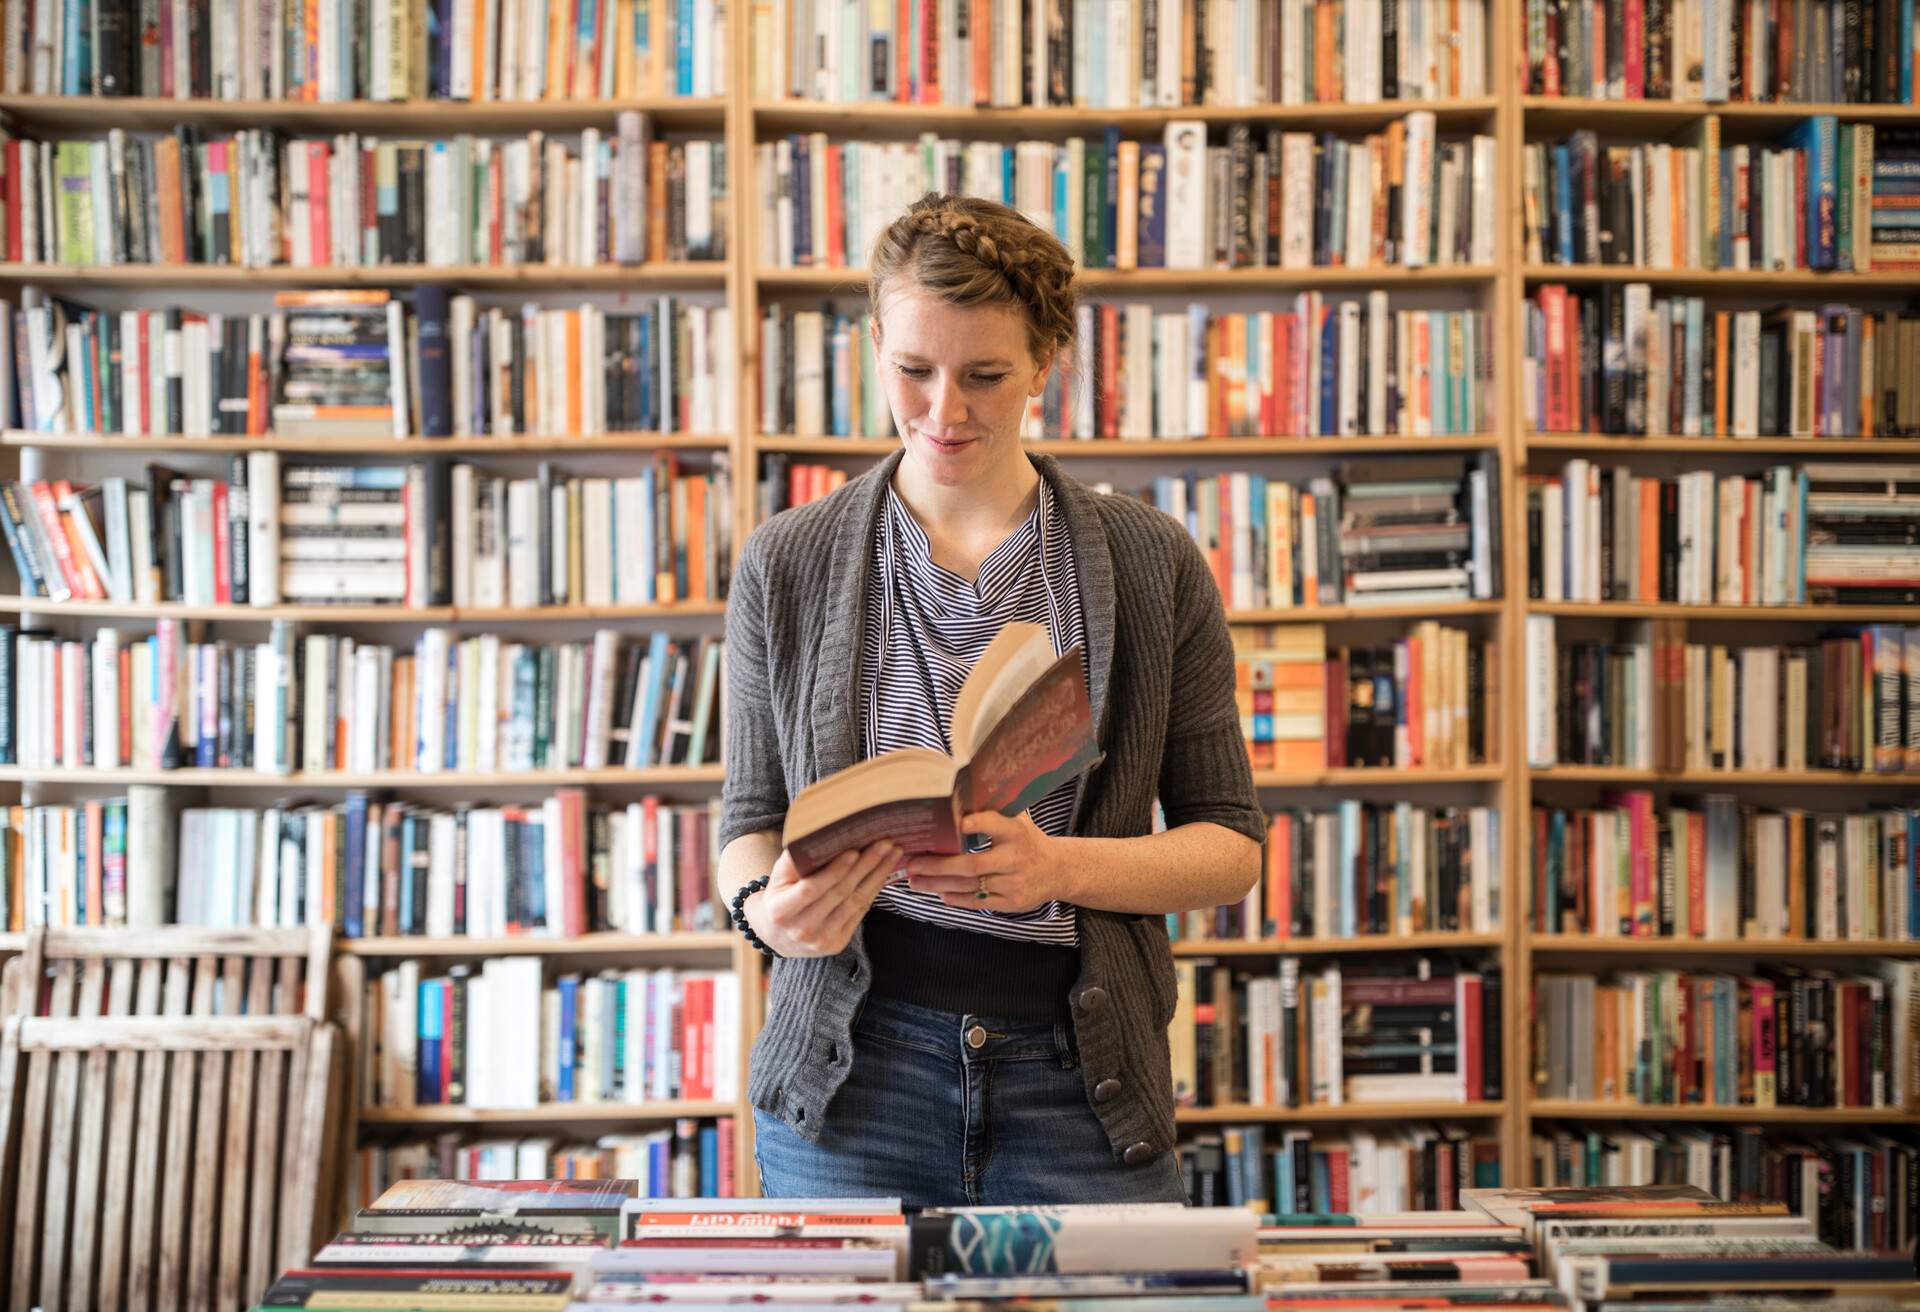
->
[961, 652, 1100, 819]
[951, 623, 1057, 763]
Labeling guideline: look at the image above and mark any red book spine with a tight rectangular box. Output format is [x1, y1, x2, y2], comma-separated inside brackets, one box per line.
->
[210, 480, 231, 604]
[308, 142, 331, 267]
[1461, 974, 1484, 1102]
[1624, 0, 1645, 96]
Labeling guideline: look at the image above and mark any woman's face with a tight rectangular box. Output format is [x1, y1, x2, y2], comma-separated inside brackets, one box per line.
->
[872, 283, 1052, 490]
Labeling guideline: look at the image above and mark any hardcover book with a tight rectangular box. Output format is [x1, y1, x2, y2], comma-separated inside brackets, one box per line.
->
[781, 622, 1100, 876]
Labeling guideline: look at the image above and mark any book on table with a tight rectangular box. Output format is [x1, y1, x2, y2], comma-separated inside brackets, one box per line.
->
[781, 622, 1100, 876]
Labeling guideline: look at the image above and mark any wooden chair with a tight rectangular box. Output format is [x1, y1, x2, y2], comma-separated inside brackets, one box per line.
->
[0, 1011, 337, 1312]
[0, 924, 333, 1022]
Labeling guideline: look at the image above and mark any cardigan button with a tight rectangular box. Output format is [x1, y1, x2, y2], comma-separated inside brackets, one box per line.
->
[1122, 1142, 1155, 1166]
[1075, 986, 1108, 1013]
[1093, 1078, 1122, 1103]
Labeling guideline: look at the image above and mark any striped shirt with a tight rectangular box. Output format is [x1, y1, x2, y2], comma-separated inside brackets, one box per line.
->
[862, 476, 1087, 945]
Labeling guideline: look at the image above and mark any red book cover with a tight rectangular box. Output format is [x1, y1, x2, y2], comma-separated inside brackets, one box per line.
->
[1624, 0, 1645, 95]
[1460, 974, 1484, 1102]
[308, 142, 331, 267]
[825, 145, 845, 267]
[920, 0, 938, 102]
[897, 0, 911, 102]
[489, 149, 505, 263]
[360, 148, 378, 262]
[84, 799, 103, 925]
[1327, 1149, 1351, 1213]
[1324, 653, 1347, 769]
[716, 1115, 736, 1197]
[1099, 305, 1119, 437]
[28, 481, 84, 597]
[1532, 809, 1551, 934]
[210, 480, 231, 604]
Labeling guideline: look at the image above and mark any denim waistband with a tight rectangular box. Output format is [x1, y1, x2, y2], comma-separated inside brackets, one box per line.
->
[853, 992, 1078, 1065]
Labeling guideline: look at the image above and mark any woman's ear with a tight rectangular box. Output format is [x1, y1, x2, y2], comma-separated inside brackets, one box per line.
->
[1028, 348, 1056, 398]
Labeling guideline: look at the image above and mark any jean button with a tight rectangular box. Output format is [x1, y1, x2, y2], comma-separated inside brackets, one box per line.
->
[965, 1024, 988, 1050]
[1122, 1141, 1154, 1165]
[1093, 1078, 1121, 1102]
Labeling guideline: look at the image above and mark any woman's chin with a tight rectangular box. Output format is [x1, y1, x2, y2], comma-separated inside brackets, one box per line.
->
[910, 432, 986, 477]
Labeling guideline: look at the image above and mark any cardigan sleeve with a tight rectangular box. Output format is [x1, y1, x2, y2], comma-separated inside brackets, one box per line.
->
[719, 532, 791, 851]
[1155, 527, 1266, 844]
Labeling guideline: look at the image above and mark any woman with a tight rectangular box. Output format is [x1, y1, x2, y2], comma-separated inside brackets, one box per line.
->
[718, 193, 1264, 1207]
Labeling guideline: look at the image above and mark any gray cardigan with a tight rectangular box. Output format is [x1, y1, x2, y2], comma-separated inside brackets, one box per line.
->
[719, 450, 1265, 1165]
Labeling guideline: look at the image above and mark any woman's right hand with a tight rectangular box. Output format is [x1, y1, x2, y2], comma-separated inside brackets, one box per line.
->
[743, 839, 903, 958]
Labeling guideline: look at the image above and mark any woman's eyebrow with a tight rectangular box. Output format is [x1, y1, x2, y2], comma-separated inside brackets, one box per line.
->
[889, 351, 1015, 368]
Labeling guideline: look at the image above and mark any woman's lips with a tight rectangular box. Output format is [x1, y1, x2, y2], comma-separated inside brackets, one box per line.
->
[920, 431, 975, 453]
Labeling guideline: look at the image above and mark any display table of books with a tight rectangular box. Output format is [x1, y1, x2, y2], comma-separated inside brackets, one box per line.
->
[255, 1183, 1920, 1311]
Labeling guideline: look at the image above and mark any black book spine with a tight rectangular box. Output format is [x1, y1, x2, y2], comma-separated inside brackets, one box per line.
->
[227, 453, 248, 605]
[0, 627, 15, 764]
[1382, 0, 1399, 96]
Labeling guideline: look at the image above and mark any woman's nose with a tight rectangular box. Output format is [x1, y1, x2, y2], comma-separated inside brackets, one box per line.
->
[927, 374, 967, 427]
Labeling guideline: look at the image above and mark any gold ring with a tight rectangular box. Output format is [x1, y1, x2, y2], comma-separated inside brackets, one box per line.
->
[975, 876, 990, 901]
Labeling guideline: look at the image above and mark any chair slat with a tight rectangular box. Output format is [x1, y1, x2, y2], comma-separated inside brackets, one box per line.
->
[186, 956, 231, 1310]
[0, 1019, 22, 1308]
[213, 959, 271, 1312]
[66, 961, 122, 1311]
[22, 961, 75, 1312]
[245, 963, 286, 1304]
[154, 959, 199, 1312]
[98, 958, 154, 1312]
[281, 1024, 334, 1270]
[276, 1023, 313, 1272]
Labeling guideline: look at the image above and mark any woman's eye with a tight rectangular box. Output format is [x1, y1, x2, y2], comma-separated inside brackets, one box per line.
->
[973, 375, 1007, 387]
[896, 365, 930, 380]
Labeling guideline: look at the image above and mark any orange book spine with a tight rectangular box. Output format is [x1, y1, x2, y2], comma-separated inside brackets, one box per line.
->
[565, 310, 583, 435]
[648, 141, 668, 262]
[548, 0, 575, 98]
[972, 0, 991, 104]
[117, 645, 131, 767]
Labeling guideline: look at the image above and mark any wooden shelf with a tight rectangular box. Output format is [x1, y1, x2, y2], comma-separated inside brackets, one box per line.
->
[1173, 932, 1503, 957]
[0, 262, 727, 289]
[343, 932, 737, 957]
[759, 265, 1499, 291]
[1529, 1101, 1920, 1125]
[0, 93, 729, 131]
[1531, 936, 1920, 958]
[1178, 1101, 1508, 1124]
[1530, 601, 1920, 623]
[1523, 263, 1914, 291]
[753, 435, 1502, 456]
[1230, 601, 1503, 623]
[1532, 766, 1920, 786]
[0, 598, 727, 622]
[1526, 433, 1920, 455]
[752, 97, 1500, 135]
[0, 934, 21, 951]
[1253, 766, 1505, 787]
[1521, 95, 1920, 133]
[358, 1099, 736, 1125]
[3, 430, 732, 454]
[0, 765, 726, 787]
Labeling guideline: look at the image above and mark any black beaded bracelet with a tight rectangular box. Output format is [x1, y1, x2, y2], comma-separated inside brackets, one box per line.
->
[730, 874, 778, 959]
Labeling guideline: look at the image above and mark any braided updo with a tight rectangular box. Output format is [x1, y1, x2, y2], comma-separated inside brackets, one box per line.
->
[868, 193, 1077, 365]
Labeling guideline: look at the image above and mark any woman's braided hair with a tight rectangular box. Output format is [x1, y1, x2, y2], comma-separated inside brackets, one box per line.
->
[868, 193, 1078, 364]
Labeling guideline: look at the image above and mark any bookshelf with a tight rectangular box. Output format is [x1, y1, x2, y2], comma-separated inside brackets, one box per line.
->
[0, 0, 1912, 1228]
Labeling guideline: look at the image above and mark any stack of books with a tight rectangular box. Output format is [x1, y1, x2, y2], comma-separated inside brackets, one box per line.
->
[1186, 1125, 1505, 1213]
[256, 1183, 1920, 1309]
[1474, 1183, 1918, 1306]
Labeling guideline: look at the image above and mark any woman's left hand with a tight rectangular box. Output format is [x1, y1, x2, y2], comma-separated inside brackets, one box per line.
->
[903, 809, 1064, 913]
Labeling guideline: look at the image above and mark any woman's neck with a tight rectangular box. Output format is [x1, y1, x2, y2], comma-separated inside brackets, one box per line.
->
[892, 450, 1042, 581]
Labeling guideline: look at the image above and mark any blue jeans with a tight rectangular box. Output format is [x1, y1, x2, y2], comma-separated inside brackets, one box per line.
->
[753, 993, 1187, 1208]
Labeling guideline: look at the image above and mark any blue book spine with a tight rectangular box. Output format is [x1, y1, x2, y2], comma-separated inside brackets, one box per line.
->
[1103, 127, 1121, 268]
[342, 791, 366, 939]
[557, 976, 577, 1102]
[1553, 145, 1574, 263]
[443, 641, 458, 768]
[650, 1139, 669, 1197]
[1318, 313, 1336, 435]
[634, 630, 670, 766]
[524, 815, 547, 928]
[62, 0, 85, 95]
[1272, 1148, 1290, 1213]
[1224, 1135, 1247, 1207]
[1249, 475, 1267, 604]
[1139, 145, 1167, 267]
[1053, 154, 1069, 243]
[675, 0, 693, 93]
[639, 466, 658, 604]
[415, 285, 452, 436]
[418, 980, 443, 1104]
[1001, 146, 1014, 207]
[1309, 1152, 1332, 1213]
[699, 1124, 719, 1196]
[1906, 0, 1917, 101]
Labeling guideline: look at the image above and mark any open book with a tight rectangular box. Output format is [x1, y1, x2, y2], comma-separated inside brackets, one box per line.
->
[782, 622, 1101, 875]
